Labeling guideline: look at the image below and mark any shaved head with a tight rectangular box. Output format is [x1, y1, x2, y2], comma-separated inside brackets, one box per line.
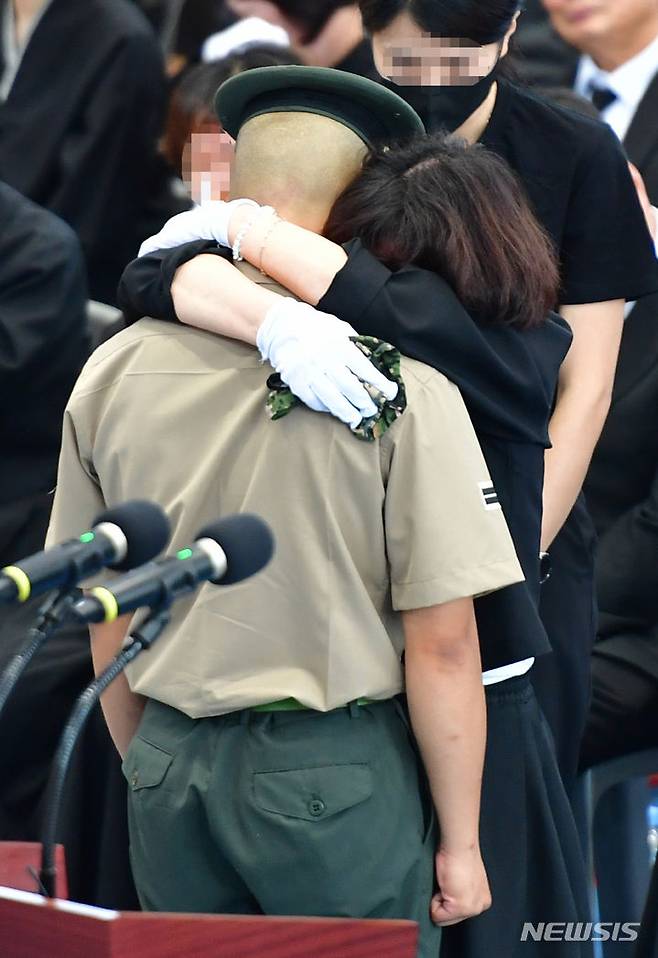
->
[230, 111, 368, 230]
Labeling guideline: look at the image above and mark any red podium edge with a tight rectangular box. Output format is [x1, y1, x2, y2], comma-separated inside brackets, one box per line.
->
[0, 886, 419, 958]
[0, 842, 67, 899]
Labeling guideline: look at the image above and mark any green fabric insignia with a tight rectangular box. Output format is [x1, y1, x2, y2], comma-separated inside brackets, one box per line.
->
[266, 336, 407, 442]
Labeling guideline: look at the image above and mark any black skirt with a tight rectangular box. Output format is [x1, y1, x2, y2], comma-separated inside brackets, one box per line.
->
[441, 674, 593, 958]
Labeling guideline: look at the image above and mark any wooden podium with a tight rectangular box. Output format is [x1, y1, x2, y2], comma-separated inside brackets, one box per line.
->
[0, 886, 418, 957]
[0, 842, 67, 899]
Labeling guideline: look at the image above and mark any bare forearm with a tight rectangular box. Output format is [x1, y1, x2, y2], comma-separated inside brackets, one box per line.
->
[172, 254, 282, 344]
[98, 674, 146, 759]
[229, 207, 347, 306]
[541, 386, 611, 549]
[89, 617, 146, 759]
[405, 637, 486, 854]
[541, 300, 623, 550]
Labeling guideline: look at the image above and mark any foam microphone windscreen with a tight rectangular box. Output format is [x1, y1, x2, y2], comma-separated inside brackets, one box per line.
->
[198, 513, 274, 585]
[93, 500, 171, 571]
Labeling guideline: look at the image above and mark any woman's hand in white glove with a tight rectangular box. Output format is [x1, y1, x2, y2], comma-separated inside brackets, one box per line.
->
[138, 199, 260, 257]
[258, 299, 398, 428]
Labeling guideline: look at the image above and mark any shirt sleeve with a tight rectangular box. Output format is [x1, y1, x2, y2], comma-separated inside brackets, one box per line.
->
[381, 366, 524, 610]
[117, 241, 231, 326]
[559, 123, 658, 305]
[46, 407, 106, 550]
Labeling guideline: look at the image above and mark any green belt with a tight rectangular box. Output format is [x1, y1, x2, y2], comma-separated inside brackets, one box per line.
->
[250, 696, 376, 713]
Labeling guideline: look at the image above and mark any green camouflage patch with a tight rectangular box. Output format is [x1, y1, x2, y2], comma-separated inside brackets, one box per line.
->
[266, 336, 407, 442]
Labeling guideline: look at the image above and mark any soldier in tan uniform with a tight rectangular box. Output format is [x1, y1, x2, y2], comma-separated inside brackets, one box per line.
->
[47, 68, 523, 953]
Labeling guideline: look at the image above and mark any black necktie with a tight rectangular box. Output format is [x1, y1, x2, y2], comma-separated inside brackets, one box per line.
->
[590, 85, 618, 112]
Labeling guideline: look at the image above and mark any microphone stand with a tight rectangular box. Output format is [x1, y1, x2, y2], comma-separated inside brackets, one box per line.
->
[0, 590, 79, 719]
[39, 604, 171, 899]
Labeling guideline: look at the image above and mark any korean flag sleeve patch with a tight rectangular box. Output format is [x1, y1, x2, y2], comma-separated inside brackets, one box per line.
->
[478, 480, 501, 511]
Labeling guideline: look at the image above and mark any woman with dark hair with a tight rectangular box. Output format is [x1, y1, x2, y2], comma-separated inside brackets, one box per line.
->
[323, 134, 559, 330]
[352, 0, 658, 802]
[123, 121, 593, 954]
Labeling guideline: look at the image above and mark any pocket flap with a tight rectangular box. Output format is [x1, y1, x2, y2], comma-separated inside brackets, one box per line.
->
[253, 764, 372, 822]
[122, 738, 173, 792]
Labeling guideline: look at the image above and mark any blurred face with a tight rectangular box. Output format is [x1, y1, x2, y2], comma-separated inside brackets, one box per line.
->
[371, 10, 517, 86]
[181, 120, 235, 203]
[541, 0, 658, 52]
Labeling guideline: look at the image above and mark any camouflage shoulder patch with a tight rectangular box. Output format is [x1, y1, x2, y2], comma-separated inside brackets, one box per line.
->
[266, 373, 300, 420]
[265, 336, 407, 442]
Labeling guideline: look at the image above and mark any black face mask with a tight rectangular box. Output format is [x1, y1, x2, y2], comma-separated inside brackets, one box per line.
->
[382, 64, 499, 133]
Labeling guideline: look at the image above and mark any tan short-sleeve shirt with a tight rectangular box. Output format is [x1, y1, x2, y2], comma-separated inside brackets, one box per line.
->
[47, 288, 523, 716]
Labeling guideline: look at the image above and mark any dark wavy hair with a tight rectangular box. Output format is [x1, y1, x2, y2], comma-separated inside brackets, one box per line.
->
[323, 132, 558, 329]
[359, 0, 524, 42]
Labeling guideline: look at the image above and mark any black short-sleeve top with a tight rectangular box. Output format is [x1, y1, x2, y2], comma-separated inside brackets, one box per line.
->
[475, 80, 658, 305]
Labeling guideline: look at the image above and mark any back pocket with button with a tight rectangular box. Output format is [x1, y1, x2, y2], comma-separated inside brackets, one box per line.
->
[253, 764, 372, 822]
[122, 737, 174, 795]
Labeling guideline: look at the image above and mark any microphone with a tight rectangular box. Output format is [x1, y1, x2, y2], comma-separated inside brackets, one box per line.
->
[39, 513, 274, 898]
[72, 513, 275, 624]
[0, 501, 170, 720]
[0, 500, 171, 605]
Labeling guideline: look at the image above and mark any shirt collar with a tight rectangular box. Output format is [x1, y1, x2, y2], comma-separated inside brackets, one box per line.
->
[575, 31, 658, 114]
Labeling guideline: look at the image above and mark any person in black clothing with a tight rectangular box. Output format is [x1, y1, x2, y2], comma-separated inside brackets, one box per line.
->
[0, 182, 88, 550]
[227, 0, 378, 77]
[0, 183, 130, 908]
[0, 0, 189, 305]
[360, 0, 658, 798]
[0, 184, 139, 910]
[119, 98, 596, 958]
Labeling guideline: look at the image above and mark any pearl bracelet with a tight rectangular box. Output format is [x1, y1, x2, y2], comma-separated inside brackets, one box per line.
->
[258, 213, 283, 274]
[232, 205, 276, 262]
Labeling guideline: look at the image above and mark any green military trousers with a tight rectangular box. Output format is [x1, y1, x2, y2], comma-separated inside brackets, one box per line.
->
[122, 697, 441, 957]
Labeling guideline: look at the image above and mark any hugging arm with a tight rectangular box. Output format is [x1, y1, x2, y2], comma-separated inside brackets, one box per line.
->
[118, 236, 396, 426]
[118, 207, 348, 332]
[119, 214, 557, 442]
[542, 300, 623, 550]
[118, 240, 233, 328]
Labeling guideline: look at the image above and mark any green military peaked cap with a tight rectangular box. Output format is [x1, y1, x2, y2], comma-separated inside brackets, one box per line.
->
[215, 65, 425, 146]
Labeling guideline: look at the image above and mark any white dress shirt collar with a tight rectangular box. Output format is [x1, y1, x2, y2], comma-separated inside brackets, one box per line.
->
[575, 31, 658, 141]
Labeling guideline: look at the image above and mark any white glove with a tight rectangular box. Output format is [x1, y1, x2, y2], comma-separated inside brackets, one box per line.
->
[258, 299, 398, 428]
[138, 199, 260, 257]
